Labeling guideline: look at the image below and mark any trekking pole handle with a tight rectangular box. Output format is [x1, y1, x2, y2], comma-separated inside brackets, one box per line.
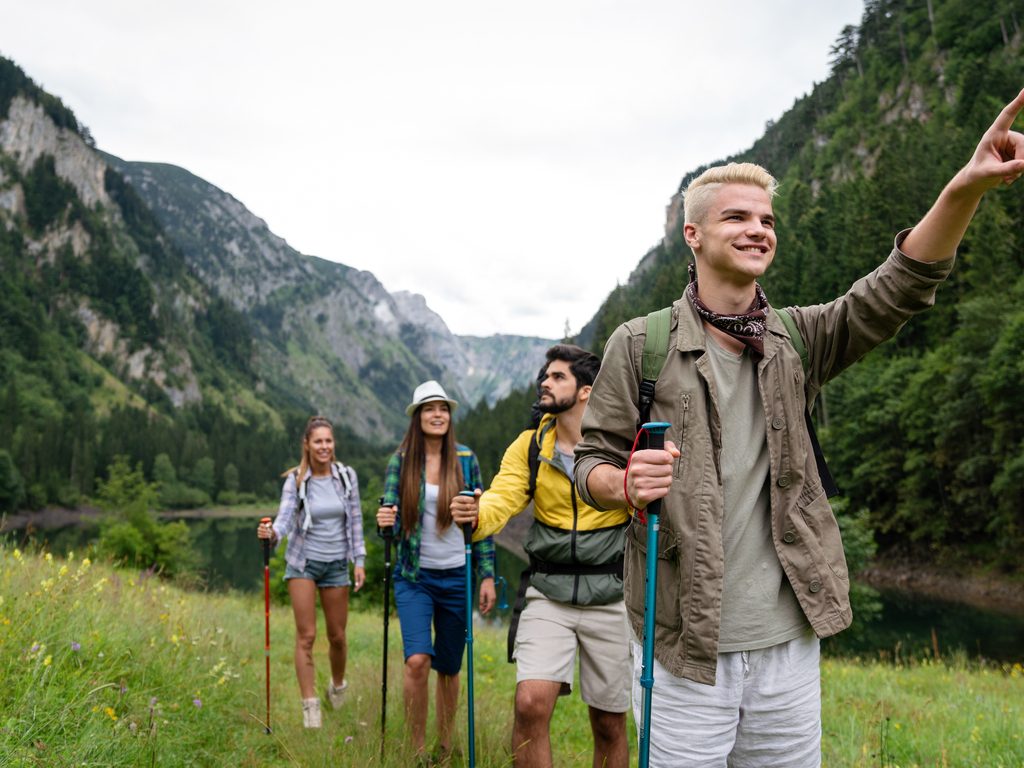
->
[377, 496, 395, 540]
[260, 517, 272, 566]
[458, 490, 476, 545]
[640, 422, 671, 517]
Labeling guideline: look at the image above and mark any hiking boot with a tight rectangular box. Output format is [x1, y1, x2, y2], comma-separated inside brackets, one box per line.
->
[325, 679, 348, 709]
[302, 697, 322, 728]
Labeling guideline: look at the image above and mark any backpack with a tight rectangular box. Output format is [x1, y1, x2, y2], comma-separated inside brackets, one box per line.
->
[638, 305, 839, 497]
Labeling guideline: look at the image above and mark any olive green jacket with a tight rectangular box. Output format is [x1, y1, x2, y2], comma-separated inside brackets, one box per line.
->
[575, 234, 954, 685]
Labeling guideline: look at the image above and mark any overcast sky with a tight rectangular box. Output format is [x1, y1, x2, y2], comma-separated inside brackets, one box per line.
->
[5, 1, 864, 338]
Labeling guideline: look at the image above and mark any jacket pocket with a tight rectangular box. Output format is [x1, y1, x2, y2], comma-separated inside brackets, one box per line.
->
[623, 518, 681, 630]
[672, 393, 690, 479]
[796, 490, 849, 581]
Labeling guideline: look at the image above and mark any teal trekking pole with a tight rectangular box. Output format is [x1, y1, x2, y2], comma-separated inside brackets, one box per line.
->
[459, 490, 477, 767]
[638, 421, 671, 768]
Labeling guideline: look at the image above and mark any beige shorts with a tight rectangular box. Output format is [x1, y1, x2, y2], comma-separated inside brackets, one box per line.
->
[513, 587, 631, 713]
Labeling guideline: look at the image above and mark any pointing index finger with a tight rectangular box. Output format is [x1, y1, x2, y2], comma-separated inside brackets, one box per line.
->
[992, 87, 1024, 132]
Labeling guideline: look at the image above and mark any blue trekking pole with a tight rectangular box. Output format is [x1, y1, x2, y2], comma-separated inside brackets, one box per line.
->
[638, 421, 671, 768]
[459, 490, 477, 767]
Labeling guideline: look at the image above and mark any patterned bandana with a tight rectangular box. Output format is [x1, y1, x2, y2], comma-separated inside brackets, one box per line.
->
[685, 262, 769, 358]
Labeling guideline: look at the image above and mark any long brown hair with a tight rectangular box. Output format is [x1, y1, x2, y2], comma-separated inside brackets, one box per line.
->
[282, 416, 336, 482]
[398, 404, 464, 536]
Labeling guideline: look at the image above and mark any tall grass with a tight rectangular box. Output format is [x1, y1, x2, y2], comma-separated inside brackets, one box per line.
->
[1, 544, 1021, 766]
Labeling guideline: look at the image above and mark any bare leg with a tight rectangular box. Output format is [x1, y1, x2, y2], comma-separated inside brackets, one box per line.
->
[404, 653, 432, 753]
[288, 578, 318, 698]
[511, 679, 562, 768]
[435, 671, 460, 753]
[319, 585, 350, 686]
[588, 706, 628, 768]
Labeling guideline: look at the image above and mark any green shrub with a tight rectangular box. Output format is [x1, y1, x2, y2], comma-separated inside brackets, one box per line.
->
[95, 457, 195, 577]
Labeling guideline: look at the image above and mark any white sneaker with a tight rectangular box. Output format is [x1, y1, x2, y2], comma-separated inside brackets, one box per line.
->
[302, 697, 322, 728]
[325, 679, 348, 709]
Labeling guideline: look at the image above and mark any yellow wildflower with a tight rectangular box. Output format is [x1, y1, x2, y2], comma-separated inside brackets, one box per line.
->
[12, 549, 22, 561]
[104, 706, 118, 722]
[58, 565, 68, 578]
[44, 553, 53, 563]
[43, 655, 52, 666]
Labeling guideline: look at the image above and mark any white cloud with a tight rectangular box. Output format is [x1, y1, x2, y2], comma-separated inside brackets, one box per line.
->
[3, 0, 864, 337]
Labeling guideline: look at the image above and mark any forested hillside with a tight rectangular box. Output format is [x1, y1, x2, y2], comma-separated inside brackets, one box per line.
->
[575, 0, 1024, 571]
[0, 56, 544, 515]
[0, 57, 341, 510]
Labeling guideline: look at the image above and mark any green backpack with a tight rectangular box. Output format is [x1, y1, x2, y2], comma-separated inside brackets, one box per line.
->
[639, 305, 838, 497]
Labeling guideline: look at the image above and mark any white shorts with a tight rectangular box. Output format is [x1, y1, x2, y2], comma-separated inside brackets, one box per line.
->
[514, 587, 631, 712]
[633, 630, 821, 767]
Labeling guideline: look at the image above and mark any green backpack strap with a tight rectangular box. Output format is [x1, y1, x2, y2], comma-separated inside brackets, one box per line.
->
[773, 307, 808, 374]
[638, 306, 673, 428]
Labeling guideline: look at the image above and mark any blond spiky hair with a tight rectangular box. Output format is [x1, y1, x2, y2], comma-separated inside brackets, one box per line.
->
[683, 162, 778, 226]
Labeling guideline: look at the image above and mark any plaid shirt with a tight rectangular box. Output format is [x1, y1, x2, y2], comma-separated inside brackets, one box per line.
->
[381, 444, 495, 582]
[272, 462, 366, 571]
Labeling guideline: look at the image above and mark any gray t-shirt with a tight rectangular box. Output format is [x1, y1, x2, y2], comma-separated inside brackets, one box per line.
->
[704, 335, 809, 652]
[303, 475, 348, 562]
[554, 445, 575, 477]
[418, 483, 465, 569]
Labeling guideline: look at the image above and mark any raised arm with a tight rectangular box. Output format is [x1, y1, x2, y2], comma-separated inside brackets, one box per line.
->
[902, 87, 1024, 262]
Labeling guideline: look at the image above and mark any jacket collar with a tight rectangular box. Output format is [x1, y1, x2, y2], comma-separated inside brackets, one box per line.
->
[670, 293, 789, 367]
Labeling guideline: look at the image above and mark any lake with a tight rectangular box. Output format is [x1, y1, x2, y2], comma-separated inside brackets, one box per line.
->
[9, 514, 1024, 664]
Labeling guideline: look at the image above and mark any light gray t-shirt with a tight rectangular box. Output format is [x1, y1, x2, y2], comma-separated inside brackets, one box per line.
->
[554, 445, 575, 477]
[303, 475, 348, 562]
[704, 335, 809, 652]
[418, 482, 465, 569]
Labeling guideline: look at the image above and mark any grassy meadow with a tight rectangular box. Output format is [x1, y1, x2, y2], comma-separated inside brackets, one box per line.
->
[1, 544, 1021, 767]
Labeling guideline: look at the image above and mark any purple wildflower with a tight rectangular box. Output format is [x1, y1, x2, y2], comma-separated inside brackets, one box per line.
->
[71, 641, 81, 652]
[192, 698, 202, 709]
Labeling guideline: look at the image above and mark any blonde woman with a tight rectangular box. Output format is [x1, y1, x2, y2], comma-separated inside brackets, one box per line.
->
[258, 416, 366, 728]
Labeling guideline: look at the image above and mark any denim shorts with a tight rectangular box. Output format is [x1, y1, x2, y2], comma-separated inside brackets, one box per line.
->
[392, 566, 467, 676]
[284, 558, 350, 588]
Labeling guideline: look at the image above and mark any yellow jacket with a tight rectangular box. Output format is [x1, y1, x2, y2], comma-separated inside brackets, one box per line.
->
[475, 413, 629, 605]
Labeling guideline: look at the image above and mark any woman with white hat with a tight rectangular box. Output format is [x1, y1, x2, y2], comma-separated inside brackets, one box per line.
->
[376, 380, 496, 761]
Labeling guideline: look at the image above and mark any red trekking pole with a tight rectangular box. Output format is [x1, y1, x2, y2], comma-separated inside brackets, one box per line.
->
[260, 516, 273, 734]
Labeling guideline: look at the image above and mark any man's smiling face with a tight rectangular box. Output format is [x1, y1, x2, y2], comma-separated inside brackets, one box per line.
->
[684, 183, 777, 288]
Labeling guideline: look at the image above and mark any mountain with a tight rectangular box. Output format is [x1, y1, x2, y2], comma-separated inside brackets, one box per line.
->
[0, 56, 551, 512]
[572, 0, 1024, 570]
[101, 155, 554, 437]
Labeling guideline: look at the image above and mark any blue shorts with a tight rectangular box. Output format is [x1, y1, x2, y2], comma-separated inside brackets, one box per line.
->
[393, 566, 467, 676]
[284, 558, 350, 588]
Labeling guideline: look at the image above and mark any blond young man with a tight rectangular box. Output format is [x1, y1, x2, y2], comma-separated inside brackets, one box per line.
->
[575, 90, 1024, 766]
